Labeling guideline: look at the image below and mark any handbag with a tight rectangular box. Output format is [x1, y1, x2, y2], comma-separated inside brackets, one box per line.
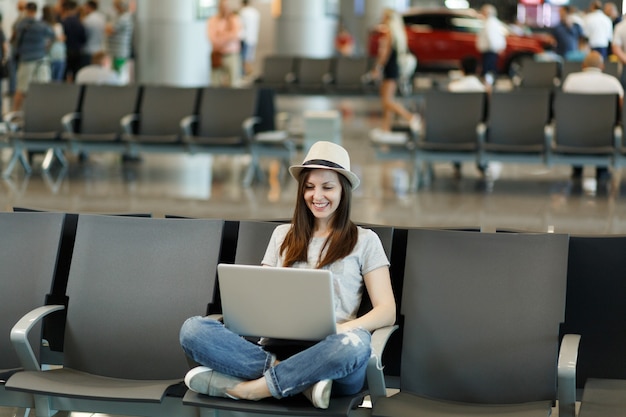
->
[0, 60, 8, 79]
[211, 50, 223, 69]
[398, 52, 417, 79]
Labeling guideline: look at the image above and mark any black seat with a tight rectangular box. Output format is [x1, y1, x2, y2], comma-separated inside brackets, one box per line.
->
[372, 229, 578, 417]
[122, 85, 200, 154]
[415, 91, 487, 187]
[561, 235, 626, 417]
[3, 83, 83, 177]
[480, 89, 552, 166]
[62, 84, 140, 156]
[6, 215, 225, 417]
[549, 91, 619, 170]
[0, 212, 66, 415]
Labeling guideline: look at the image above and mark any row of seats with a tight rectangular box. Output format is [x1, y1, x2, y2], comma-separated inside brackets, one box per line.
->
[2, 210, 626, 417]
[0, 83, 296, 185]
[372, 89, 625, 188]
[255, 54, 380, 94]
[513, 59, 621, 89]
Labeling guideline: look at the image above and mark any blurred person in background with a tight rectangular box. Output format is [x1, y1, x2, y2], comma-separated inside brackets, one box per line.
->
[238, 0, 259, 79]
[583, 0, 613, 59]
[553, 6, 584, 58]
[106, 0, 133, 84]
[476, 4, 505, 85]
[81, 1, 106, 68]
[208, 0, 242, 87]
[42, 5, 66, 82]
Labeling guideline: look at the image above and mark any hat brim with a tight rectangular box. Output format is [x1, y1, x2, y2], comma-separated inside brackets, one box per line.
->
[289, 164, 360, 190]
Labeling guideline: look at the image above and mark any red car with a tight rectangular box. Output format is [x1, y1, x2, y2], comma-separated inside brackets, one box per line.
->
[369, 8, 554, 74]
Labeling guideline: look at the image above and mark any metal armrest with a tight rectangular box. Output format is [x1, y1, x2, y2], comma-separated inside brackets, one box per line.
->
[544, 123, 555, 166]
[242, 116, 261, 142]
[558, 333, 581, 417]
[614, 125, 622, 154]
[180, 115, 198, 140]
[367, 324, 399, 404]
[121, 113, 140, 136]
[4, 110, 24, 133]
[11, 305, 66, 371]
[61, 112, 80, 133]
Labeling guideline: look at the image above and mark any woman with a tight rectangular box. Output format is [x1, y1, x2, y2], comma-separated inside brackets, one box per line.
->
[207, 0, 242, 87]
[179, 141, 396, 409]
[42, 5, 66, 82]
[370, 9, 418, 138]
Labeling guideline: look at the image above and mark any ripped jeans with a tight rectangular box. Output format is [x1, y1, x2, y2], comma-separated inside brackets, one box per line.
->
[179, 316, 371, 399]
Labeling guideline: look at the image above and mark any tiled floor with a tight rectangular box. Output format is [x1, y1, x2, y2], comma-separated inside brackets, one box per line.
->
[1, 92, 626, 235]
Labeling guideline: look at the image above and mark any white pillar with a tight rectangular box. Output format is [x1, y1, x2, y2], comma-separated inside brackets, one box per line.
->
[275, 0, 337, 58]
[135, 0, 210, 86]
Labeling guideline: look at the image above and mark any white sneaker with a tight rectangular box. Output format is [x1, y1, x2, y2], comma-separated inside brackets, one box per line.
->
[409, 115, 422, 133]
[302, 379, 332, 409]
[184, 366, 243, 399]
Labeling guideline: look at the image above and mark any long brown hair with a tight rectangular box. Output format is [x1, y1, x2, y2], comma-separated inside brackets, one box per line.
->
[281, 169, 358, 268]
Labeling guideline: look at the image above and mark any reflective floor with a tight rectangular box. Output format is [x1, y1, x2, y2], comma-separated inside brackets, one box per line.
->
[1, 93, 626, 235]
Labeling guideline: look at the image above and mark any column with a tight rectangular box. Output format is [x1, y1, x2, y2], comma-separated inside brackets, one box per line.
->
[275, 0, 337, 57]
[135, 0, 210, 86]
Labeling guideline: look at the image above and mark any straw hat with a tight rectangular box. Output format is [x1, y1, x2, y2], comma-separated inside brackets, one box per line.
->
[289, 141, 360, 190]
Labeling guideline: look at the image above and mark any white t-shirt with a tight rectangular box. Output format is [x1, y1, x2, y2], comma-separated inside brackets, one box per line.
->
[476, 16, 506, 53]
[262, 224, 390, 324]
[83, 11, 107, 55]
[75, 65, 122, 85]
[239, 5, 260, 46]
[583, 9, 613, 48]
[448, 75, 487, 92]
[562, 67, 624, 97]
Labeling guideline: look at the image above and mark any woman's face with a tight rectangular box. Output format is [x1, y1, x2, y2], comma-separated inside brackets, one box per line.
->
[302, 169, 343, 223]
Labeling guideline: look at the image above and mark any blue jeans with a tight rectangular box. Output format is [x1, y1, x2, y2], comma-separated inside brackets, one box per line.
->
[179, 316, 371, 399]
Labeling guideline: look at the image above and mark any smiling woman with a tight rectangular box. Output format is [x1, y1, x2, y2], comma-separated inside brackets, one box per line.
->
[179, 141, 396, 409]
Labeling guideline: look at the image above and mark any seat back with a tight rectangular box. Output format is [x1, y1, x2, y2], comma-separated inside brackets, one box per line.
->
[553, 91, 618, 150]
[295, 58, 331, 89]
[62, 215, 223, 380]
[334, 56, 369, 87]
[560, 235, 626, 388]
[561, 61, 582, 83]
[196, 87, 258, 139]
[80, 85, 140, 136]
[23, 83, 83, 134]
[400, 229, 569, 403]
[486, 89, 551, 148]
[261, 55, 295, 85]
[604, 60, 620, 78]
[519, 60, 559, 89]
[0, 212, 65, 371]
[139, 86, 199, 137]
[422, 91, 486, 146]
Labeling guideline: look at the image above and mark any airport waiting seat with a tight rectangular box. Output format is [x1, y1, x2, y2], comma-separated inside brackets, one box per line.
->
[0, 212, 66, 417]
[560, 61, 582, 84]
[517, 60, 560, 89]
[559, 235, 626, 417]
[480, 89, 552, 166]
[414, 91, 486, 187]
[121, 85, 199, 154]
[372, 228, 579, 417]
[548, 92, 620, 170]
[331, 56, 372, 94]
[182, 87, 260, 184]
[256, 55, 297, 92]
[183, 220, 399, 416]
[293, 57, 333, 93]
[3, 83, 83, 177]
[6, 215, 225, 417]
[62, 84, 140, 155]
[603, 60, 620, 79]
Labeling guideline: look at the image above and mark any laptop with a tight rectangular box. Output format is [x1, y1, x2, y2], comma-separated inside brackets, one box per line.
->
[217, 263, 337, 341]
